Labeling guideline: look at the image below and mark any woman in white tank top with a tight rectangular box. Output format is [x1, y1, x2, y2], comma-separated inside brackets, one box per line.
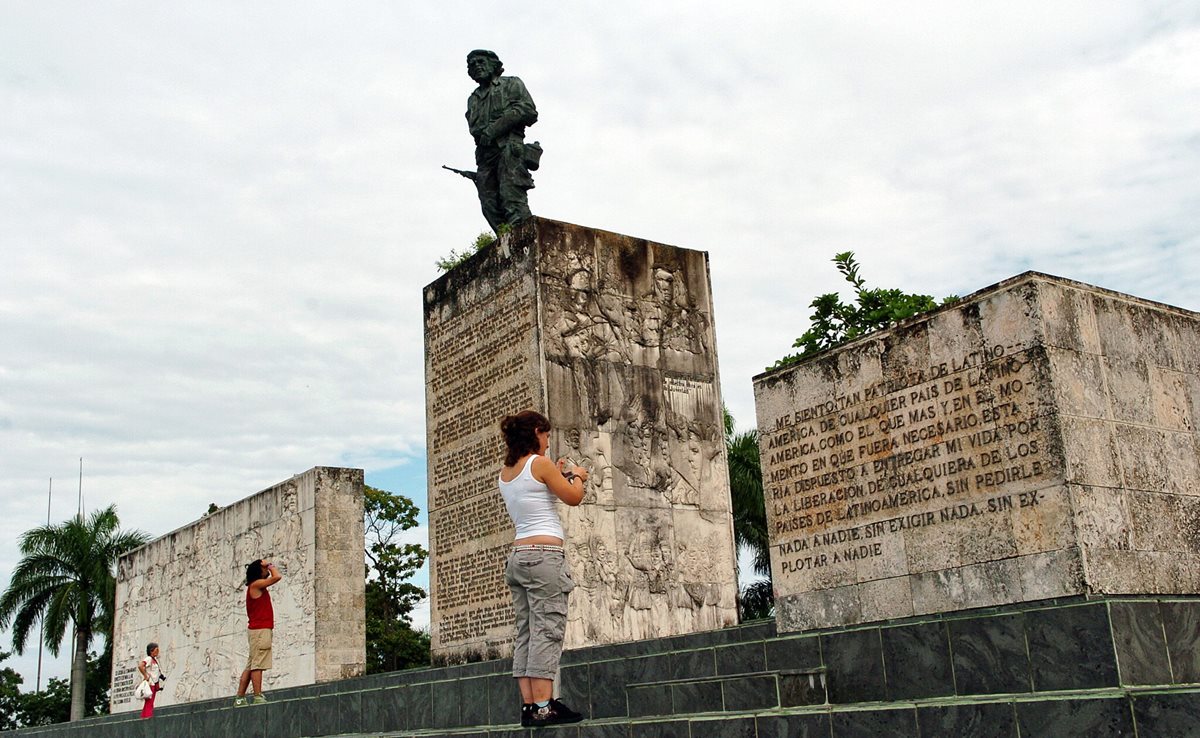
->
[498, 410, 588, 727]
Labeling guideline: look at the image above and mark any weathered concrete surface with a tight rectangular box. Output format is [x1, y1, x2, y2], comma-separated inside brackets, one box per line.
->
[110, 467, 365, 712]
[424, 217, 738, 664]
[754, 273, 1200, 632]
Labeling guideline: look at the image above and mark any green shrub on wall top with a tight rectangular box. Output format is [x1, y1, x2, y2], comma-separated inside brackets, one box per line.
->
[771, 252, 958, 371]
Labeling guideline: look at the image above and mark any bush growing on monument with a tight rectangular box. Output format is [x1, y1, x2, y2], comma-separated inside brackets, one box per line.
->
[772, 251, 958, 370]
[435, 226, 511, 273]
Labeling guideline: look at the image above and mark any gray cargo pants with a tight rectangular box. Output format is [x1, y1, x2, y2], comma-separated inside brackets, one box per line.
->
[505, 546, 575, 680]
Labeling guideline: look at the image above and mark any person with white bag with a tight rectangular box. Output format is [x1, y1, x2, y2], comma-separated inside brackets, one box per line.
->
[136, 642, 166, 718]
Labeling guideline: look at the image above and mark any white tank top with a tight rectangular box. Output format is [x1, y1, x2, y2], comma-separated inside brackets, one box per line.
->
[498, 455, 565, 540]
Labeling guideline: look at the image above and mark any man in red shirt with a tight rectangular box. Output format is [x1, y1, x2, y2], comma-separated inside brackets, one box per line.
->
[234, 558, 282, 706]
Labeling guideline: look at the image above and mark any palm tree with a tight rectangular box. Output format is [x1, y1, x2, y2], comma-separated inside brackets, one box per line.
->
[0, 505, 147, 721]
[725, 409, 773, 620]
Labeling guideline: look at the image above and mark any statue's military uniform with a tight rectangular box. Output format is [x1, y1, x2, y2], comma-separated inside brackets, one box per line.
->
[467, 74, 538, 231]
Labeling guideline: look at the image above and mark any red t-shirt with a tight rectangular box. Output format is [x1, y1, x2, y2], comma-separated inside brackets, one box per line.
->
[246, 588, 273, 630]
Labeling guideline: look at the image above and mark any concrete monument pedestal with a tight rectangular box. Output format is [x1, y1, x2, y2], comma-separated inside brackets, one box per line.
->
[424, 217, 739, 664]
[754, 272, 1200, 633]
[110, 467, 366, 712]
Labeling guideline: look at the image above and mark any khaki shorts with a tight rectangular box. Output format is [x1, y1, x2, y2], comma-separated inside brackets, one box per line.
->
[246, 628, 273, 671]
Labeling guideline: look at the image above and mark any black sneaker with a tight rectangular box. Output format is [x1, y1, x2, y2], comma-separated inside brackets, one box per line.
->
[529, 699, 584, 727]
[550, 699, 583, 722]
[521, 703, 535, 727]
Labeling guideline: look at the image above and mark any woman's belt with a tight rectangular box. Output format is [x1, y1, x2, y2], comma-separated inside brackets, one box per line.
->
[512, 543, 564, 552]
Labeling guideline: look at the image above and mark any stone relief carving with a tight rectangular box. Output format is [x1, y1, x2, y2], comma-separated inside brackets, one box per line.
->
[426, 220, 738, 662]
[541, 235, 735, 645]
[111, 468, 362, 712]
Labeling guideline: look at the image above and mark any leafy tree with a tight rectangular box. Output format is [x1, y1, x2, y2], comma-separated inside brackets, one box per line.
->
[13, 649, 111, 726]
[0, 506, 147, 721]
[85, 645, 111, 716]
[738, 579, 774, 622]
[365, 582, 430, 673]
[0, 651, 23, 731]
[13, 676, 71, 727]
[363, 485, 430, 673]
[772, 252, 958, 370]
[725, 408, 773, 620]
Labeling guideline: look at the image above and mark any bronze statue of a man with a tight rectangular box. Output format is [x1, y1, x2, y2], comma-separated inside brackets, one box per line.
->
[465, 50, 540, 233]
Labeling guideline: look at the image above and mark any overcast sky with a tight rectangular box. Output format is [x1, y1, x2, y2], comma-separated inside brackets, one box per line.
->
[2, 1, 1198, 688]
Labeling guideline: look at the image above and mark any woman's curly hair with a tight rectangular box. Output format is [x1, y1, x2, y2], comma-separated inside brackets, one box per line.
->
[500, 410, 550, 466]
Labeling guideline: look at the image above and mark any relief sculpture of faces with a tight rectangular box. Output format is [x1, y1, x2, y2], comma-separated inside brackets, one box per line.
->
[589, 432, 615, 506]
[624, 515, 673, 591]
[657, 423, 704, 507]
[652, 268, 674, 304]
[618, 417, 655, 489]
[640, 303, 663, 349]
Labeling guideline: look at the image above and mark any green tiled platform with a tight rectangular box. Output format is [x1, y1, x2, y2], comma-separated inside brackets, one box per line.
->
[10, 596, 1200, 737]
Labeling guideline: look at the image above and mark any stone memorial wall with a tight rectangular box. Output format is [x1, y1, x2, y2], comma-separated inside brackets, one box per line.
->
[424, 217, 739, 664]
[754, 273, 1200, 632]
[110, 467, 365, 712]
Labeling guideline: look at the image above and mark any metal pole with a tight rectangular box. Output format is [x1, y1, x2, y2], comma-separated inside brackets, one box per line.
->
[35, 477, 51, 691]
[70, 458, 81, 684]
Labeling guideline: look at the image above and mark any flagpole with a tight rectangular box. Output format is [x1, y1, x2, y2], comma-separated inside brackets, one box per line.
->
[35, 477, 52, 692]
[70, 458, 82, 684]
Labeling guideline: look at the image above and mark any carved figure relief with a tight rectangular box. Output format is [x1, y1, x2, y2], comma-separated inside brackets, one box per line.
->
[426, 223, 737, 662]
[538, 239, 735, 645]
[112, 469, 363, 711]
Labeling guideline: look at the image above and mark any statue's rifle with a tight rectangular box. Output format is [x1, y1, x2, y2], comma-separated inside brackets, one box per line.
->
[441, 165, 477, 181]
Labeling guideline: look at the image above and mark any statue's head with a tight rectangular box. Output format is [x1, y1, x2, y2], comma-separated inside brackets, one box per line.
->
[467, 49, 503, 83]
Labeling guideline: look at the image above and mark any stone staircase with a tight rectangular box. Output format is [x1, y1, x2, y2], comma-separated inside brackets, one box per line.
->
[11, 596, 1200, 737]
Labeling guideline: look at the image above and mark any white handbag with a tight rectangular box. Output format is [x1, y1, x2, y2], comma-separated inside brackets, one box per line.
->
[134, 679, 153, 700]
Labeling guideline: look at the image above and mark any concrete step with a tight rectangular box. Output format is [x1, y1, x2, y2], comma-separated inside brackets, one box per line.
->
[13, 597, 1200, 737]
[321, 686, 1200, 738]
[625, 668, 827, 717]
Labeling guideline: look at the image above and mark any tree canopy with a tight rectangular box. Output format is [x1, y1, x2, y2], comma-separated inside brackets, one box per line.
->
[0, 648, 111, 729]
[0, 652, 22, 731]
[0, 505, 146, 721]
[771, 251, 958, 370]
[364, 485, 429, 673]
[725, 408, 772, 621]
